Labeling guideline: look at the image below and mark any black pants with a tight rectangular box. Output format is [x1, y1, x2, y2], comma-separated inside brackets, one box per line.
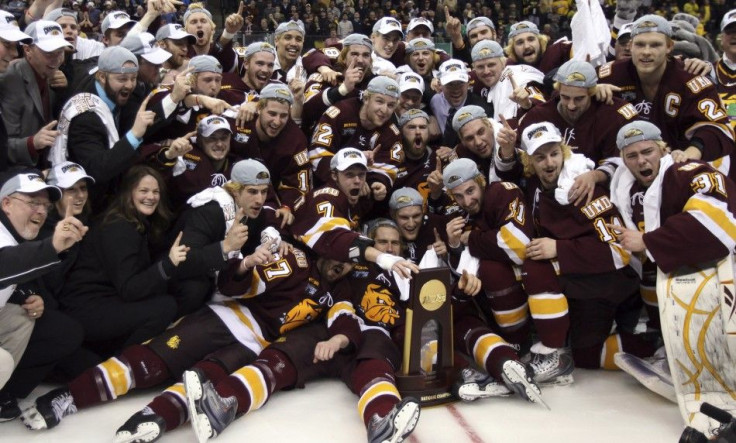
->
[1, 310, 83, 398]
[63, 295, 177, 359]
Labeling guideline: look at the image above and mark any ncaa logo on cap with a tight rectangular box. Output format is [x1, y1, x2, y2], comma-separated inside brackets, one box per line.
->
[446, 63, 462, 72]
[456, 111, 472, 123]
[256, 171, 270, 179]
[395, 195, 412, 204]
[565, 72, 587, 83]
[113, 12, 128, 19]
[61, 163, 82, 173]
[528, 126, 549, 140]
[43, 25, 61, 35]
[624, 128, 643, 138]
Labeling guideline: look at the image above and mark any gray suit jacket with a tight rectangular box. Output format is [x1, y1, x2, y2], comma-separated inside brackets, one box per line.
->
[0, 59, 62, 167]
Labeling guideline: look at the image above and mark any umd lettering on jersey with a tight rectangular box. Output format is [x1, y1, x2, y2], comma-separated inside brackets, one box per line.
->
[686, 76, 714, 94]
[581, 196, 613, 219]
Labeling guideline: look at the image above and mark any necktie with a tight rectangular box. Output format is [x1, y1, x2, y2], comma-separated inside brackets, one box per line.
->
[443, 107, 457, 146]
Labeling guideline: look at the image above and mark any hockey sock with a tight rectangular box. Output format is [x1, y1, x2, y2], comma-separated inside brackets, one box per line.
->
[641, 285, 661, 331]
[528, 292, 570, 349]
[215, 349, 296, 416]
[69, 345, 169, 409]
[467, 330, 518, 380]
[352, 359, 400, 426]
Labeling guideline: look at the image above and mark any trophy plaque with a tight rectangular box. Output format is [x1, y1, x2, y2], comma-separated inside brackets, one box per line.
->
[396, 267, 456, 406]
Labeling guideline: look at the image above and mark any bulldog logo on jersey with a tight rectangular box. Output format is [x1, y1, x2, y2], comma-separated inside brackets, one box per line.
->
[361, 284, 399, 326]
[280, 299, 322, 334]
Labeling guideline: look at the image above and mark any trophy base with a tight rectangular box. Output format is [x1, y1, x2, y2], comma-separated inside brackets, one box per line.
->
[396, 369, 457, 406]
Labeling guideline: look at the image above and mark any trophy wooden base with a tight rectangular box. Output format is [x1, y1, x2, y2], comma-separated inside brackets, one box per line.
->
[396, 369, 458, 406]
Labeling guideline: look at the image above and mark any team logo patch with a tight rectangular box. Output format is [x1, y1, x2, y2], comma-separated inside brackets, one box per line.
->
[527, 126, 548, 139]
[456, 111, 472, 122]
[565, 72, 587, 83]
[166, 335, 181, 349]
[624, 128, 644, 138]
[447, 175, 462, 184]
[256, 171, 270, 179]
[361, 284, 399, 325]
[636, 20, 657, 29]
[280, 299, 322, 334]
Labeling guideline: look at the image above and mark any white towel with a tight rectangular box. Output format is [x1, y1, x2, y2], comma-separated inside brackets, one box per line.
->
[570, 0, 610, 67]
[554, 153, 595, 205]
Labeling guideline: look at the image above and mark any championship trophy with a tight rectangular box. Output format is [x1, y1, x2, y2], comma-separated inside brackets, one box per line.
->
[396, 267, 456, 406]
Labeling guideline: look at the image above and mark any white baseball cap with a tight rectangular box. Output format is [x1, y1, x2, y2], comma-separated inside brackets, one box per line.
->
[521, 122, 563, 155]
[101, 10, 136, 33]
[722, 9, 736, 32]
[439, 59, 469, 85]
[0, 171, 61, 201]
[120, 32, 172, 65]
[155, 24, 196, 44]
[399, 72, 425, 94]
[330, 148, 367, 171]
[24, 20, 73, 52]
[47, 161, 95, 189]
[372, 17, 403, 36]
[198, 115, 233, 137]
[407, 17, 434, 34]
[0, 12, 31, 43]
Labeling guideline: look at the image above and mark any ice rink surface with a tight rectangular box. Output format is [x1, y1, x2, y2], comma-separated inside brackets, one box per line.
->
[3, 368, 684, 443]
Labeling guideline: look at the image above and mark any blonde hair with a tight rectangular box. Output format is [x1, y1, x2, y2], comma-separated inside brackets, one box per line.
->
[504, 33, 550, 63]
[520, 142, 573, 177]
[222, 181, 244, 199]
[184, 3, 216, 45]
[553, 82, 597, 96]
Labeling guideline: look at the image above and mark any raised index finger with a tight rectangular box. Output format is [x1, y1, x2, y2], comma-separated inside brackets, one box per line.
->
[173, 231, 183, 247]
[139, 92, 154, 111]
[508, 72, 518, 90]
[178, 65, 196, 77]
[499, 114, 512, 129]
[237, 0, 244, 15]
[444, 5, 451, 18]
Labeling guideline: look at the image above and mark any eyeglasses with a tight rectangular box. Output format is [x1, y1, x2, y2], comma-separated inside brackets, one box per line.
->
[9, 197, 53, 212]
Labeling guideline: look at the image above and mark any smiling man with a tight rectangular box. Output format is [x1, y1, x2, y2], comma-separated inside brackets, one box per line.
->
[156, 23, 196, 71]
[598, 15, 734, 173]
[0, 20, 71, 169]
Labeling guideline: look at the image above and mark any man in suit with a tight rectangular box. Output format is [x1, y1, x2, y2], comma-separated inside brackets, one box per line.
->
[0, 14, 33, 172]
[0, 20, 71, 168]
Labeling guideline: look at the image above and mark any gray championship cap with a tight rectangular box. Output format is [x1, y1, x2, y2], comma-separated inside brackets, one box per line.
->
[24, 20, 73, 51]
[631, 15, 673, 38]
[101, 10, 136, 34]
[366, 76, 400, 98]
[442, 158, 481, 190]
[259, 82, 294, 104]
[466, 16, 495, 33]
[508, 21, 539, 40]
[521, 122, 562, 155]
[389, 187, 424, 211]
[616, 121, 663, 150]
[471, 40, 504, 62]
[275, 20, 305, 36]
[97, 46, 138, 73]
[554, 59, 598, 88]
[231, 159, 271, 186]
[452, 105, 487, 133]
[47, 161, 95, 189]
[188, 54, 222, 73]
[405, 37, 435, 54]
[398, 108, 429, 128]
[672, 13, 700, 31]
[44, 8, 78, 23]
[331, 148, 367, 171]
[243, 41, 277, 59]
[155, 24, 196, 44]
[183, 6, 212, 23]
[120, 32, 172, 65]
[0, 171, 61, 201]
[342, 33, 373, 51]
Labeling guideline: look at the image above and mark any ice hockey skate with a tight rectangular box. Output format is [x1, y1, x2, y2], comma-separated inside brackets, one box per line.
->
[183, 369, 237, 443]
[113, 408, 167, 443]
[366, 396, 420, 443]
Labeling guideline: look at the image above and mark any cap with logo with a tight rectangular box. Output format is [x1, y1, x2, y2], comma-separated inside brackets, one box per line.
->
[466, 17, 495, 33]
[451, 105, 487, 133]
[508, 21, 540, 40]
[0, 11, 31, 43]
[47, 161, 95, 189]
[407, 17, 434, 34]
[615, 121, 662, 150]
[198, 115, 233, 137]
[617, 23, 634, 39]
[275, 20, 305, 36]
[471, 40, 504, 62]
[156, 24, 196, 44]
[97, 46, 138, 73]
[44, 8, 78, 23]
[372, 17, 403, 36]
[24, 20, 73, 51]
[672, 13, 700, 31]
[243, 41, 276, 59]
[405, 37, 435, 54]
[442, 158, 481, 190]
[101, 10, 136, 34]
[631, 14, 672, 38]
[398, 108, 429, 128]
[342, 33, 373, 51]
[331, 148, 368, 171]
[366, 76, 400, 98]
[389, 187, 424, 211]
[231, 159, 270, 186]
[721, 9, 736, 32]
[0, 171, 61, 201]
[188, 54, 222, 73]
[521, 121, 563, 155]
[439, 59, 469, 85]
[398, 72, 425, 94]
[554, 59, 597, 88]
[259, 83, 294, 104]
[120, 32, 172, 65]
